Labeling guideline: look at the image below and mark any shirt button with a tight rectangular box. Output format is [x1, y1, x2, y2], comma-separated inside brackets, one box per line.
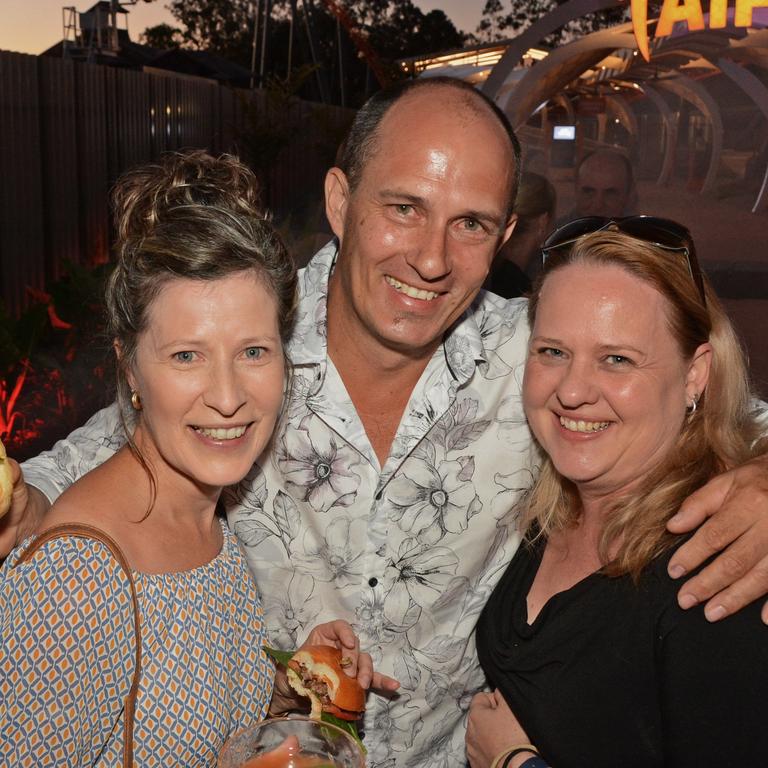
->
[359, 730, 366, 740]
[368, 577, 378, 588]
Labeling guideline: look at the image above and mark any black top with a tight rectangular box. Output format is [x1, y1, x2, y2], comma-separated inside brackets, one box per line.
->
[476, 533, 768, 768]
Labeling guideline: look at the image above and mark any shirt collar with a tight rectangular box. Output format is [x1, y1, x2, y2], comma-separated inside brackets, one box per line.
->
[443, 296, 488, 383]
[286, 240, 337, 366]
[286, 239, 489, 382]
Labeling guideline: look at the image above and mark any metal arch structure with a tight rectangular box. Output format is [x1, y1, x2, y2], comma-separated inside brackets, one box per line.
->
[715, 55, 768, 212]
[482, 0, 626, 99]
[653, 75, 724, 194]
[497, 25, 726, 191]
[480, 3, 768, 211]
[497, 27, 638, 128]
[640, 83, 678, 185]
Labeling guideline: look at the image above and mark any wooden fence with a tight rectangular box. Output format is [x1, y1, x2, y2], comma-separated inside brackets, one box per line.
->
[0, 50, 353, 316]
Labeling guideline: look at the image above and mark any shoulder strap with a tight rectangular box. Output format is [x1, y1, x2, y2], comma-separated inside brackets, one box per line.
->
[14, 523, 142, 768]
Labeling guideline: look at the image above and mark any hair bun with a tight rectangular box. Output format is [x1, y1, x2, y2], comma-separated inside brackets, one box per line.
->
[113, 150, 263, 246]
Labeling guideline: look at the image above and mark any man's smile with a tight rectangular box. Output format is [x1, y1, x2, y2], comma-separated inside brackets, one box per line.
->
[385, 275, 440, 301]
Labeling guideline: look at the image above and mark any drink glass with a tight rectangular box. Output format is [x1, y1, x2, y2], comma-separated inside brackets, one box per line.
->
[218, 715, 365, 768]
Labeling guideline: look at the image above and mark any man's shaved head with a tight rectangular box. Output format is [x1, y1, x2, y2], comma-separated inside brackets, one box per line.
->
[337, 77, 522, 216]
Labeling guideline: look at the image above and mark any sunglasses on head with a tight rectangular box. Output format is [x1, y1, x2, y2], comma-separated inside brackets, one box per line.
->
[541, 215, 706, 305]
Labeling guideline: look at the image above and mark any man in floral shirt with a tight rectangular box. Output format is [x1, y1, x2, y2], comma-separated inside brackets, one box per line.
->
[12, 78, 768, 766]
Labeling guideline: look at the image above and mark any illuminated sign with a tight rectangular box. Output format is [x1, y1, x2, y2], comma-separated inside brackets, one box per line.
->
[553, 125, 576, 140]
[632, 0, 768, 61]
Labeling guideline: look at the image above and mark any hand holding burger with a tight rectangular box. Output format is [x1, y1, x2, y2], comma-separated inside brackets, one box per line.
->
[268, 620, 399, 719]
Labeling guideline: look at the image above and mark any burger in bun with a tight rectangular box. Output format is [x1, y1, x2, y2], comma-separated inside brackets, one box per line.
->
[287, 645, 365, 721]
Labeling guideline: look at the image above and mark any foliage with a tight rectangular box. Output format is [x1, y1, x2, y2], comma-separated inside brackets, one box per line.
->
[475, 0, 650, 47]
[236, 66, 317, 180]
[344, 1, 464, 58]
[143, 0, 466, 105]
[140, 22, 184, 49]
[0, 359, 30, 441]
[234, 63, 352, 213]
[167, 0, 254, 62]
[1, 264, 114, 458]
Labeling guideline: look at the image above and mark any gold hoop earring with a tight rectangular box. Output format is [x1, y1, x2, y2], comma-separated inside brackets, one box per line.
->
[131, 390, 142, 411]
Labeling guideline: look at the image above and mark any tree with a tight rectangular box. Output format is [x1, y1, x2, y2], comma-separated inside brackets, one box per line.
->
[476, 0, 512, 42]
[367, 6, 464, 59]
[476, 0, 638, 47]
[167, 0, 254, 62]
[140, 23, 184, 49]
[141, 0, 466, 105]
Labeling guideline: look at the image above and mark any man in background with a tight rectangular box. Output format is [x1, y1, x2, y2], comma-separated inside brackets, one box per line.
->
[568, 147, 637, 219]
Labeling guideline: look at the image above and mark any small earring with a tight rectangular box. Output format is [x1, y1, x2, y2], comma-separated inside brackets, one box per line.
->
[130, 390, 142, 411]
[686, 394, 698, 416]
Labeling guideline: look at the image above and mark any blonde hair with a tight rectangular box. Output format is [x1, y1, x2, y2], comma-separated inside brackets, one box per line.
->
[524, 230, 761, 579]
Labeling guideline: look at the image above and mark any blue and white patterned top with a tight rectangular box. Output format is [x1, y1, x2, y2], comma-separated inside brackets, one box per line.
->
[0, 519, 274, 767]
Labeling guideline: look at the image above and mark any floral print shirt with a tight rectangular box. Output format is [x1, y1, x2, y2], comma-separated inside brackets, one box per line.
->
[22, 242, 537, 767]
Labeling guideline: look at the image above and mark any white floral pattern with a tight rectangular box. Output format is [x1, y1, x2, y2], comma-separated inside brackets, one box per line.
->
[277, 415, 362, 513]
[293, 515, 368, 586]
[21, 242, 538, 767]
[387, 444, 480, 545]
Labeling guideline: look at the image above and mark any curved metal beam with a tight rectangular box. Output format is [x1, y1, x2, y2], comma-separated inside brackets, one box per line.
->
[654, 75, 724, 194]
[553, 93, 576, 123]
[604, 93, 639, 146]
[500, 28, 638, 128]
[715, 55, 768, 212]
[640, 83, 678, 185]
[482, 0, 624, 99]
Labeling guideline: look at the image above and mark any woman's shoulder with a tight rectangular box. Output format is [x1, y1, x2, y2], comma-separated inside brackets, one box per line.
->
[1, 530, 138, 765]
[3, 529, 135, 618]
[642, 535, 766, 639]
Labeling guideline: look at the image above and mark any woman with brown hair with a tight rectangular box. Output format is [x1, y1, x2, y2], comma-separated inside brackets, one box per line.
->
[0, 151, 383, 766]
[467, 217, 768, 768]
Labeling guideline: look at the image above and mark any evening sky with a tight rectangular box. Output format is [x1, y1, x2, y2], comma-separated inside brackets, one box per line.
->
[1, 1, 486, 56]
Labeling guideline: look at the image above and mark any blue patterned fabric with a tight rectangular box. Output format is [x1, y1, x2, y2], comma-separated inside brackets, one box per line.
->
[0, 520, 274, 766]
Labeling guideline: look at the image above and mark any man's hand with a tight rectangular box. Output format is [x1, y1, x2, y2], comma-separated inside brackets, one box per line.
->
[0, 460, 50, 558]
[269, 620, 399, 717]
[667, 453, 768, 623]
[300, 619, 399, 693]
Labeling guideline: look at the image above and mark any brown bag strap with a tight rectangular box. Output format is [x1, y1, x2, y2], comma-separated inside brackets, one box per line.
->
[14, 523, 142, 768]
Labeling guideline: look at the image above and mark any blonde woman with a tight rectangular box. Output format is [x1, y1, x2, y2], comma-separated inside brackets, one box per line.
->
[467, 217, 768, 768]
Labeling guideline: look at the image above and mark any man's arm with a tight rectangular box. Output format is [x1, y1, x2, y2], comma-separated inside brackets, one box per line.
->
[667, 452, 768, 622]
[0, 463, 50, 556]
[667, 400, 768, 622]
[0, 403, 125, 556]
